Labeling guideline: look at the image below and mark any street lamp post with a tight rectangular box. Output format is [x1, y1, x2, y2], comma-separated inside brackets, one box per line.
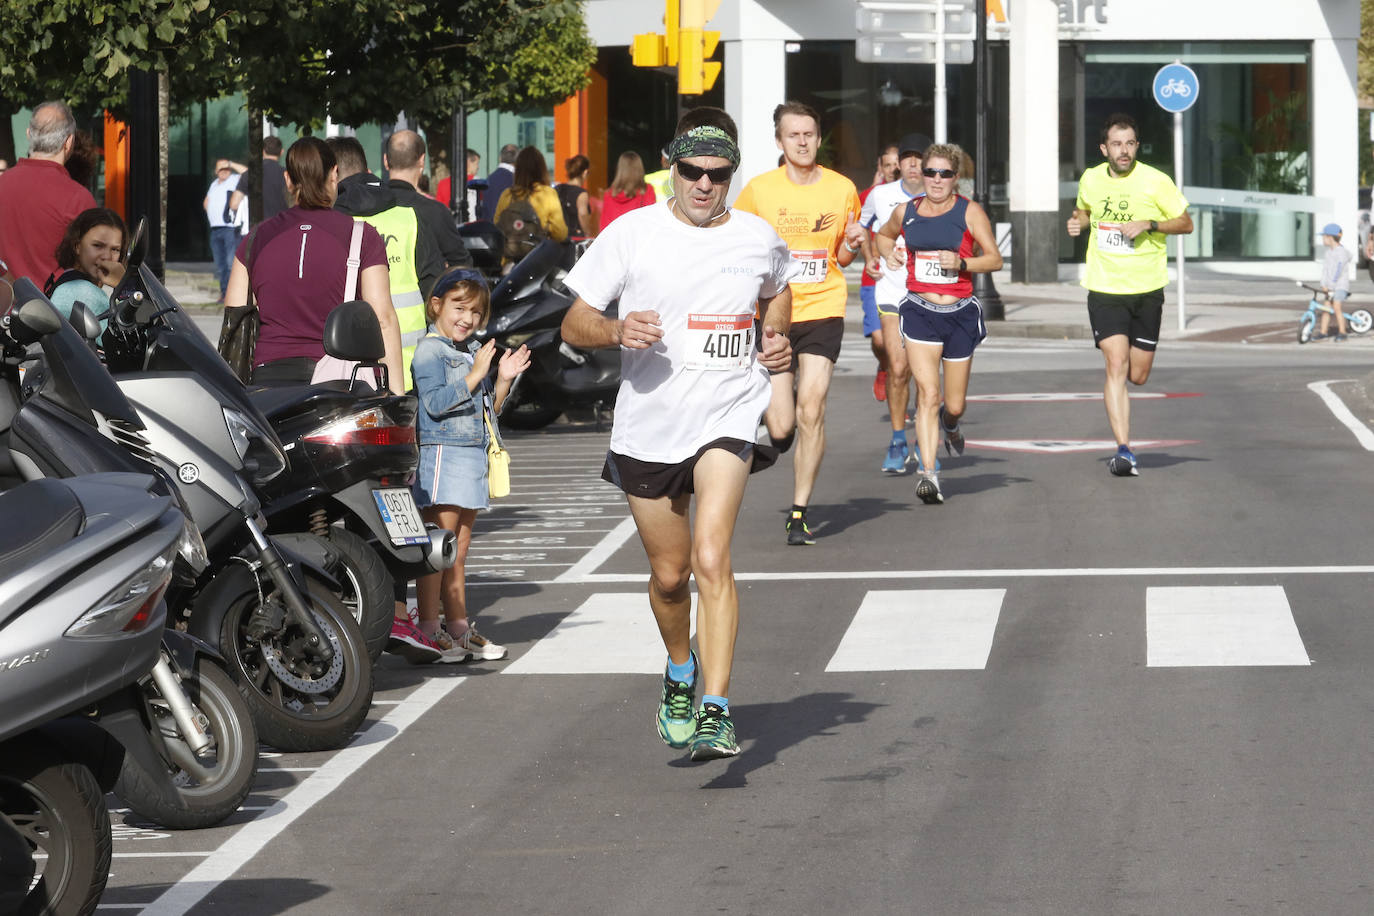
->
[129, 68, 163, 279]
[972, 0, 1003, 319]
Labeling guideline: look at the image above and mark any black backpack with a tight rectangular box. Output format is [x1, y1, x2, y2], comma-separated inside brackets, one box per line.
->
[495, 193, 546, 261]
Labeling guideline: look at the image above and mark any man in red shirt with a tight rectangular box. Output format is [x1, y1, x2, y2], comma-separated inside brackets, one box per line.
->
[0, 102, 97, 286]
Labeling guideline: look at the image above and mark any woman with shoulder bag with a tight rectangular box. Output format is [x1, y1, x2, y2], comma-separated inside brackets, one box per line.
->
[221, 136, 404, 392]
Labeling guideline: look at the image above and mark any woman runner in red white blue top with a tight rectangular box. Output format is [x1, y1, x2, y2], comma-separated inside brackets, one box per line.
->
[874, 143, 1001, 505]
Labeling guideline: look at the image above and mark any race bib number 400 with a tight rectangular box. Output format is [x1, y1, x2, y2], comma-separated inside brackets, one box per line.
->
[1096, 222, 1139, 254]
[685, 313, 754, 371]
[789, 249, 829, 284]
[913, 250, 957, 285]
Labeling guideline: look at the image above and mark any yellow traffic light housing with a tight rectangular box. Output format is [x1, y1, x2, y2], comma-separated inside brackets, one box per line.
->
[678, 0, 722, 95]
[632, 32, 666, 68]
[631, 1, 722, 95]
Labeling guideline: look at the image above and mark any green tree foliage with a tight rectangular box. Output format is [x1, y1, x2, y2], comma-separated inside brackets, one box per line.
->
[0, 0, 594, 129]
[0, 0, 236, 117]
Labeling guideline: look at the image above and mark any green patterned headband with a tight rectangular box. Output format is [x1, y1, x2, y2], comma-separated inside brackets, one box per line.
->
[666, 126, 740, 170]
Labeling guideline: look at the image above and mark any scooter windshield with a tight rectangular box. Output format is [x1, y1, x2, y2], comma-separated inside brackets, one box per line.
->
[9, 279, 144, 429]
[127, 265, 265, 424]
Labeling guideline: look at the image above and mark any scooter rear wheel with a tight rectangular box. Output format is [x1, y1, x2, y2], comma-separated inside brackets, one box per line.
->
[220, 579, 374, 753]
[325, 527, 394, 664]
[114, 658, 258, 830]
[0, 735, 111, 916]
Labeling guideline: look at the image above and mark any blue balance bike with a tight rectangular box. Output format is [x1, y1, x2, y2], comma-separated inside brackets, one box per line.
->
[1297, 282, 1372, 343]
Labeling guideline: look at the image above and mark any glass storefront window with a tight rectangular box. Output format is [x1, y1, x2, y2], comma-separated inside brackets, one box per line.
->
[1062, 41, 1312, 261]
[783, 40, 1009, 220]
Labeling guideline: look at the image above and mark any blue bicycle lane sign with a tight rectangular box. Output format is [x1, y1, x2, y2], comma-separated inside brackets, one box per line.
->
[1153, 63, 1199, 113]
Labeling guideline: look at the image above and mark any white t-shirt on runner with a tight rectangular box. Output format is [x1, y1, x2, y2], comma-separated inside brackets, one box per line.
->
[860, 179, 922, 308]
[564, 199, 799, 464]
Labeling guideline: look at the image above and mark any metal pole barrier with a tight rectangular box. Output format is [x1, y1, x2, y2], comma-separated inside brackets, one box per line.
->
[1175, 107, 1186, 331]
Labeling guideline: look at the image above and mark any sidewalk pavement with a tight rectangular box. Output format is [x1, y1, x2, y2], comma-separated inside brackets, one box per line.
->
[165, 257, 1374, 348]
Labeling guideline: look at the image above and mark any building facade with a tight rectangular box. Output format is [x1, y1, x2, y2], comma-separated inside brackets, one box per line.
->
[580, 0, 1359, 276]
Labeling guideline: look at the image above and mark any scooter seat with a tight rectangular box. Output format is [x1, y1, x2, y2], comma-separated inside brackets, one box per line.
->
[0, 478, 83, 569]
[247, 384, 360, 423]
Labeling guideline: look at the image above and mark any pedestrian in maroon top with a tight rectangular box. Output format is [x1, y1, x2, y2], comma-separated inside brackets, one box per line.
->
[0, 102, 97, 287]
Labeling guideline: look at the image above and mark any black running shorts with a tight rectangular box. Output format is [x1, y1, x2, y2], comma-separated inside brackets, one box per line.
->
[1087, 288, 1164, 351]
[602, 437, 778, 500]
[776, 316, 844, 374]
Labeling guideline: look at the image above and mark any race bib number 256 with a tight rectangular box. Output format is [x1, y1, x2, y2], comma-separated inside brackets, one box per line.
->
[685, 313, 754, 371]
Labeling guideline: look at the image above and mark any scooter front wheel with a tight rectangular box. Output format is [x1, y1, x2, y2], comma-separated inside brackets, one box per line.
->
[114, 658, 258, 830]
[219, 579, 374, 753]
[0, 735, 111, 916]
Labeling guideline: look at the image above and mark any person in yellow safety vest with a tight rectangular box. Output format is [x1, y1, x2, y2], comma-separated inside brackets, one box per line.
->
[328, 136, 441, 386]
[643, 146, 672, 205]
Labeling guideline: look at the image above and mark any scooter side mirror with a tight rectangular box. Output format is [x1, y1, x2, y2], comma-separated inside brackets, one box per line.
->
[322, 300, 385, 362]
[69, 301, 103, 343]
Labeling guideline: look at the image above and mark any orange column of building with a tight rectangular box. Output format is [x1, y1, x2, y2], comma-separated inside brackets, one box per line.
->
[553, 68, 609, 229]
[103, 113, 130, 219]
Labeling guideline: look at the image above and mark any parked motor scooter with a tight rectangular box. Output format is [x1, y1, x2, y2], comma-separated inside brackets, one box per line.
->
[0, 472, 184, 915]
[0, 284, 258, 832]
[97, 231, 373, 753]
[250, 301, 456, 662]
[473, 238, 620, 429]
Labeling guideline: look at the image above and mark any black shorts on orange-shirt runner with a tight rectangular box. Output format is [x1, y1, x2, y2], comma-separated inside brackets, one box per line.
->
[775, 316, 844, 374]
[1087, 288, 1164, 352]
[602, 437, 779, 500]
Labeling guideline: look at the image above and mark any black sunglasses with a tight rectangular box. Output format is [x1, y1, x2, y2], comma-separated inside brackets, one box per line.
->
[922, 168, 957, 179]
[676, 161, 733, 183]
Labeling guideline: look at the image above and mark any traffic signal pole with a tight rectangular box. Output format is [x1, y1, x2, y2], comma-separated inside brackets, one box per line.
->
[973, 0, 1003, 318]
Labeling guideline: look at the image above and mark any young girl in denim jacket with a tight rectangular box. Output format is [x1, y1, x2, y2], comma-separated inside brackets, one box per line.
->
[410, 266, 529, 662]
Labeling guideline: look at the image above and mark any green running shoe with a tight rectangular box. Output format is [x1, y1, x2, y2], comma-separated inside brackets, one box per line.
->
[656, 651, 698, 748]
[785, 510, 815, 546]
[689, 703, 740, 760]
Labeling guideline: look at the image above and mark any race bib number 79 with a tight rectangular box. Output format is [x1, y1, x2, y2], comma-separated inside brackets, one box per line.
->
[789, 249, 829, 284]
[685, 313, 754, 371]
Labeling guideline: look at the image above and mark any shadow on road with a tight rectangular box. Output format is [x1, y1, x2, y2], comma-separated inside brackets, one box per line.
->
[797, 497, 911, 540]
[102, 878, 331, 913]
[670, 691, 884, 789]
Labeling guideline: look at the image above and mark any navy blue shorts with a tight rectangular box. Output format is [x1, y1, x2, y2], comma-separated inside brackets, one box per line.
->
[898, 294, 986, 361]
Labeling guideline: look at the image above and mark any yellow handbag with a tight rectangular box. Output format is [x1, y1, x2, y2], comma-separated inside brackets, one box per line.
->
[483, 402, 510, 499]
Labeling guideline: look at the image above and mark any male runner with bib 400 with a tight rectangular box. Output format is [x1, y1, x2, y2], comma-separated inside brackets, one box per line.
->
[561, 109, 798, 761]
[1067, 112, 1193, 477]
[734, 101, 864, 547]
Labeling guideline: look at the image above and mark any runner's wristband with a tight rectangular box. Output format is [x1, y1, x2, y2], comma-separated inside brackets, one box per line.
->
[1149, 220, 1158, 233]
[844, 240, 860, 253]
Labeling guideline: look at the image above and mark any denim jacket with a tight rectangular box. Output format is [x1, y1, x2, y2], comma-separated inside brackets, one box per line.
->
[410, 333, 488, 447]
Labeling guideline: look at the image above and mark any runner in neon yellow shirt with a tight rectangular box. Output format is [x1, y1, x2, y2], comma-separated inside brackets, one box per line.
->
[1067, 113, 1193, 478]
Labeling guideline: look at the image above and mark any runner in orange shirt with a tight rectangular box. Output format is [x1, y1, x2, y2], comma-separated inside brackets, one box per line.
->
[734, 101, 864, 546]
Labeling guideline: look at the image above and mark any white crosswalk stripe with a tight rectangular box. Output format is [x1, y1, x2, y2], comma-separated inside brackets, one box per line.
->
[502, 592, 695, 674]
[1146, 585, 1310, 667]
[497, 586, 1313, 674]
[826, 588, 1006, 671]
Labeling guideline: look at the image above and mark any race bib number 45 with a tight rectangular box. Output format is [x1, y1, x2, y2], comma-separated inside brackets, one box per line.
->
[913, 250, 957, 285]
[1096, 222, 1139, 254]
[789, 249, 829, 284]
[685, 313, 754, 371]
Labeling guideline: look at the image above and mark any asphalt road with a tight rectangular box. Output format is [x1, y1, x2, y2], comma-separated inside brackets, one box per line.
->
[99, 333, 1374, 915]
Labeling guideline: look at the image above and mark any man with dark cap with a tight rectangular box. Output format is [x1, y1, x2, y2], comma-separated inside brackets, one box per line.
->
[559, 107, 797, 762]
[860, 132, 930, 473]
